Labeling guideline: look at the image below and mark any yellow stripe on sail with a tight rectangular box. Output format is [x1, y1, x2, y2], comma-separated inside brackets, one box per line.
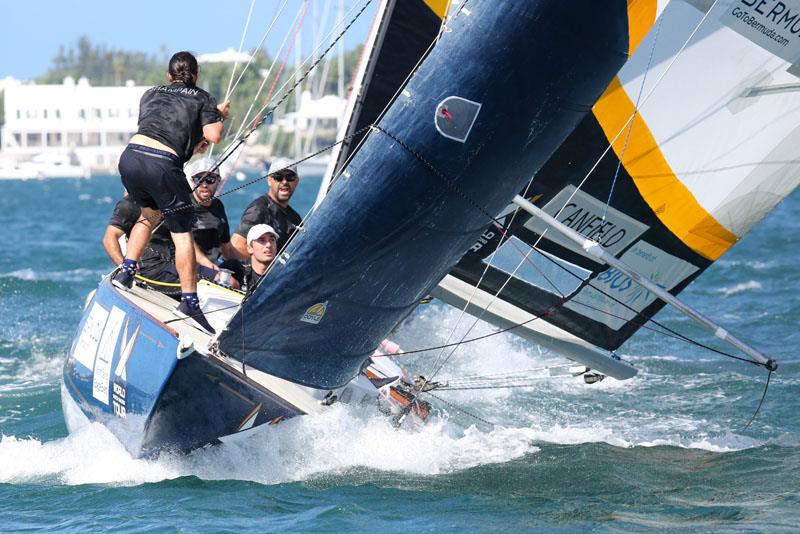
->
[626, 0, 657, 57]
[423, 0, 450, 20]
[593, 77, 738, 261]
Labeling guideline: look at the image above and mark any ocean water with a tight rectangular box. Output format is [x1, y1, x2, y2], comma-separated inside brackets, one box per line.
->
[0, 175, 798, 531]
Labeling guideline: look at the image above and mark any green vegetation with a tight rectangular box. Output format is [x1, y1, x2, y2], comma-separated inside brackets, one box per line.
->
[39, 36, 165, 86]
[38, 36, 362, 99]
[33, 37, 364, 152]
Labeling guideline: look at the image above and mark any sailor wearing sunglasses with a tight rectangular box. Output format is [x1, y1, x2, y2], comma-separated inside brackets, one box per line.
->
[230, 157, 302, 259]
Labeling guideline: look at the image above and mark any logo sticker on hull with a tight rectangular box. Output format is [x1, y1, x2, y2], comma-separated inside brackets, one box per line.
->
[301, 301, 328, 324]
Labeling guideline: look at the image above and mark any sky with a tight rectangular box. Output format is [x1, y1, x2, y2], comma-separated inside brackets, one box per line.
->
[0, 0, 376, 81]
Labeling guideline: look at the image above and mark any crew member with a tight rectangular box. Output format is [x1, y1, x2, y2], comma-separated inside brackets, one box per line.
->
[231, 157, 302, 258]
[242, 224, 279, 294]
[114, 51, 229, 334]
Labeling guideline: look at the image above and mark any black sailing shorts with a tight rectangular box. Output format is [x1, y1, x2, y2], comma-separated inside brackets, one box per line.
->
[119, 144, 194, 233]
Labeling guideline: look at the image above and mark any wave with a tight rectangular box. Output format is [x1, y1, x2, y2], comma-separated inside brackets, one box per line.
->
[715, 280, 762, 297]
[0, 268, 104, 283]
[0, 298, 786, 487]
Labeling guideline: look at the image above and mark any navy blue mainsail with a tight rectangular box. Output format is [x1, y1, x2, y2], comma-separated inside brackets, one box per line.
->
[218, 0, 634, 388]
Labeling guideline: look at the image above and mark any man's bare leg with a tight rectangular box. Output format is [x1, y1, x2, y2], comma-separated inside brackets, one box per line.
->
[171, 231, 215, 334]
[126, 207, 160, 261]
[113, 207, 160, 290]
[170, 231, 197, 293]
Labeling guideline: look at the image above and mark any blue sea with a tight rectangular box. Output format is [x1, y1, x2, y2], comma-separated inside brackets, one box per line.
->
[1, 175, 798, 531]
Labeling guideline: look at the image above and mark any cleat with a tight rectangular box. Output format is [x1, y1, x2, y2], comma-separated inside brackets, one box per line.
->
[112, 269, 134, 290]
[174, 300, 216, 335]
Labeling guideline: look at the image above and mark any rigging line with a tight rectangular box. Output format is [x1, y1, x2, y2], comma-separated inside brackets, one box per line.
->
[319, 0, 450, 199]
[514, 235, 768, 368]
[217, 1, 301, 191]
[253, 0, 373, 131]
[741, 370, 772, 431]
[212, 0, 294, 168]
[502, 228, 567, 298]
[444, 364, 574, 382]
[434, 381, 570, 391]
[214, 0, 309, 174]
[262, 0, 368, 108]
[229, 0, 307, 145]
[371, 298, 567, 359]
[233, 0, 370, 143]
[443, 374, 573, 386]
[566, 297, 764, 367]
[602, 13, 663, 221]
[422, 391, 496, 428]
[554, 0, 721, 231]
[207, 0, 261, 164]
[225, 0, 257, 102]
[229, 0, 293, 102]
[163, 301, 243, 325]
[207, 0, 374, 176]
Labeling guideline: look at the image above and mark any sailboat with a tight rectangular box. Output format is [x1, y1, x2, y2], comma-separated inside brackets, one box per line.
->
[62, 0, 794, 458]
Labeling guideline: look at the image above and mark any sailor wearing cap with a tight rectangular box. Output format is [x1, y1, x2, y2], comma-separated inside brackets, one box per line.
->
[243, 223, 279, 293]
[230, 157, 302, 259]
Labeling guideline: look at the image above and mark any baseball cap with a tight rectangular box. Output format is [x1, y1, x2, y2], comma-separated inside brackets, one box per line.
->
[246, 224, 279, 245]
[267, 157, 298, 176]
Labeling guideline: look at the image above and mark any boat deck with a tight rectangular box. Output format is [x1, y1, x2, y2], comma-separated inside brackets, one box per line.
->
[111, 278, 328, 415]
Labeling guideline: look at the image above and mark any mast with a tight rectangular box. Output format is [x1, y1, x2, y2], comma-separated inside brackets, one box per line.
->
[512, 195, 778, 371]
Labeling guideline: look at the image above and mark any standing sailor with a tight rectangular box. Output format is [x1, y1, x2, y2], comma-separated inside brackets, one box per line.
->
[113, 51, 229, 334]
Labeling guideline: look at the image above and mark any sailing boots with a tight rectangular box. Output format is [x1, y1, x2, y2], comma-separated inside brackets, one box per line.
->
[112, 260, 137, 290]
[175, 294, 216, 335]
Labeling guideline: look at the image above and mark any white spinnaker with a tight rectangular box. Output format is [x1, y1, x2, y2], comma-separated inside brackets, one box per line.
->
[608, 0, 800, 246]
[434, 0, 800, 373]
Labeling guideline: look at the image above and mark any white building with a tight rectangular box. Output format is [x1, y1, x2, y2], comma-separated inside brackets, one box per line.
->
[1, 77, 148, 172]
[277, 90, 345, 133]
[198, 48, 253, 64]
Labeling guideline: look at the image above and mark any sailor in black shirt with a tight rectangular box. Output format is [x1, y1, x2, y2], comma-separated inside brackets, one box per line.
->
[102, 196, 141, 266]
[231, 157, 302, 258]
[113, 51, 229, 334]
[102, 197, 182, 285]
[187, 171, 244, 285]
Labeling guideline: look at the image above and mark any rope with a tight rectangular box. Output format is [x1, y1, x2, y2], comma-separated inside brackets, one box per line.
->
[207, 0, 375, 176]
[551, 0, 722, 242]
[422, 391, 496, 427]
[602, 14, 663, 220]
[741, 370, 772, 431]
[225, 0, 257, 102]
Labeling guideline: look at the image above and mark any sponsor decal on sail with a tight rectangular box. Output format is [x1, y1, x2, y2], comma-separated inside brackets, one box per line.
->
[524, 186, 649, 262]
[564, 240, 699, 330]
[301, 301, 328, 325]
[719, 0, 800, 62]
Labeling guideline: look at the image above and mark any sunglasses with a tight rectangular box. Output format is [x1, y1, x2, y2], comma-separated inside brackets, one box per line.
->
[270, 172, 297, 183]
[194, 175, 220, 185]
